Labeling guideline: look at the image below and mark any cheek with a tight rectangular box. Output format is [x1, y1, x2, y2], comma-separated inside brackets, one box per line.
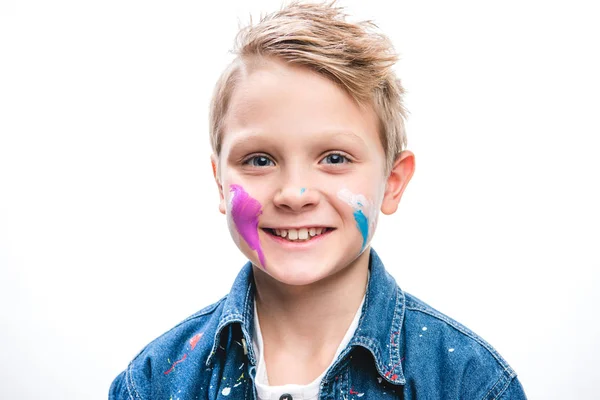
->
[226, 212, 241, 247]
[352, 208, 370, 248]
[336, 188, 378, 250]
[224, 187, 239, 243]
[227, 184, 267, 268]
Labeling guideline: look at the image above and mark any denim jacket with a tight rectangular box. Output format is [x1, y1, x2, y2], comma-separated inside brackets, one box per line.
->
[110, 249, 526, 399]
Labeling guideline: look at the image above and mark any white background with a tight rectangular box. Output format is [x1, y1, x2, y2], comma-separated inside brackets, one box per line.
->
[1, 1, 598, 398]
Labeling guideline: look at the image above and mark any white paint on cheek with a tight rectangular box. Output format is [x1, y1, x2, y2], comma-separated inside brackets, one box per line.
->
[337, 188, 379, 238]
[337, 188, 369, 210]
[226, 193, 241, 247]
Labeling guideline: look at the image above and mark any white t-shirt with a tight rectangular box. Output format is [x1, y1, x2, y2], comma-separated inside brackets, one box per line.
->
[252, 294, 365, 400]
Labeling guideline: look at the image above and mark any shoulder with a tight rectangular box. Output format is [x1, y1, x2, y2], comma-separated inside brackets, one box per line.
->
[401, 292, 525, 399]
[402, 291, 513, 373]
[109, 297, 227, 400]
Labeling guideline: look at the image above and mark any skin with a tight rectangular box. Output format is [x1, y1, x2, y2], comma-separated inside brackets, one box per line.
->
[211, 57, 415, 385]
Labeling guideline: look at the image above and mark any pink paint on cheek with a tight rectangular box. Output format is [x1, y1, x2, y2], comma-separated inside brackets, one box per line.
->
[230, 184, 266, 268]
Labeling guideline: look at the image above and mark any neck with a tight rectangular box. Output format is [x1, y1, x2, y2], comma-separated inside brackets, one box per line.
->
[251, 249, 370, 384]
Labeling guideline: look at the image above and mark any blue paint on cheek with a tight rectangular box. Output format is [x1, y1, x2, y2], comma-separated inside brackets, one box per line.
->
[353, 210, 369, 250]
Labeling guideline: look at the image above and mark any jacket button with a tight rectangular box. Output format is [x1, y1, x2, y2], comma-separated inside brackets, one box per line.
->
[279, 395, 293, 400]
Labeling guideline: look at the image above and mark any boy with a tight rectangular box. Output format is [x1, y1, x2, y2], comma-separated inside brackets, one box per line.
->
[110, 2, 526, 399]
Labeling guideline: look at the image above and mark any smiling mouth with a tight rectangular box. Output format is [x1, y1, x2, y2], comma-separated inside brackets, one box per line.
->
[262, 227, 335, 242]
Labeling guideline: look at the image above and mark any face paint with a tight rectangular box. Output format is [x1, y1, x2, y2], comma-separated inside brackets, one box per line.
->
[300, 187, 306, 195]
[337, 188, 376, 250]
[352, 209, 369, 249]
[229, 184, 266, 268]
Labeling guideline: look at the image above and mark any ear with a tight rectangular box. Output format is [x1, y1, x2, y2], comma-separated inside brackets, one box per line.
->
[381, 150, 415, 215]
[211, 154, 227, 215]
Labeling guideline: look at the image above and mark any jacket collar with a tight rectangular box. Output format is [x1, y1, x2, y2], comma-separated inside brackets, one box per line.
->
[206, 261, 258, 367]
[348, 248, 406, 385]
[206, 248, 406, 385]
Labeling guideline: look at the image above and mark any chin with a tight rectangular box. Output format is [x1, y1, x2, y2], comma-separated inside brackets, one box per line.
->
[256, 248, 363, 287]
[264, 262, 332, 286]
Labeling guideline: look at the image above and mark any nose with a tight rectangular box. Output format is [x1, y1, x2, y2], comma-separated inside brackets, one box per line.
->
[273, 185, 320, 213]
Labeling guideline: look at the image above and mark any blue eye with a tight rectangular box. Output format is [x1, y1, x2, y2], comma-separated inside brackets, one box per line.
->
[321, 153, 350, 165]
[244, 155, 275, 167]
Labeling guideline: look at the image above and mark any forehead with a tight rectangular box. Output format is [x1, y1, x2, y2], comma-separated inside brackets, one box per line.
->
[221, 58, 382, 151]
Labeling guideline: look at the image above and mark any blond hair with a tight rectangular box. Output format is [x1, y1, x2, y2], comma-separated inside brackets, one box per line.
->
[209, 1, 407, 174]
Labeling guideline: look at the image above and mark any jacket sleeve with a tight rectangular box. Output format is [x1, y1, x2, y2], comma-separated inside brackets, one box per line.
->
[497, 376, 527, 399]
[109, 370, 132, 400]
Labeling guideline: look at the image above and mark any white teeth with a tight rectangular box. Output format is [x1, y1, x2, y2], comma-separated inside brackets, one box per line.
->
[298, 228, 308, 240]
[270, 227, 329, 241]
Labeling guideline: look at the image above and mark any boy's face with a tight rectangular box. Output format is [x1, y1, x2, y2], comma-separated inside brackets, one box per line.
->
[213, 58, 413, 286]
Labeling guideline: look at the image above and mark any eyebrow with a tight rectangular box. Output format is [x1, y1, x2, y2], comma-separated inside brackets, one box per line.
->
[228, 129, 367, 150]
[327, 130, 367, 146]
